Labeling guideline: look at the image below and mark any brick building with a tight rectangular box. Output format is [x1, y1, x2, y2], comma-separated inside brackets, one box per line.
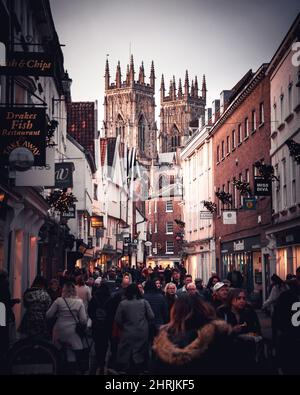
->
[265, 14, 300, 282]
[67, 101, 98, 163]
[210, 64, 272, 297]
[146, 152, 184, 268]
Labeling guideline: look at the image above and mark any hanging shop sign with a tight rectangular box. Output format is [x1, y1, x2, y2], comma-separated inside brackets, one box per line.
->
[233, 240, 245, 251]
[96, 228, 104, 238]
[254, 177, 271, 196]
[0, 107, 46, 166]
[200, 211, 213, 219]
[15, 147, 55, 186]
[243, 197, 257, 210]
[61, 204, 76, 219]
[55, 162, 74, 189]
[0, 52, 54, 77]
[123, 236, 131, 245]
[223, 210, 237, 225]
[91, 215, 104, 228]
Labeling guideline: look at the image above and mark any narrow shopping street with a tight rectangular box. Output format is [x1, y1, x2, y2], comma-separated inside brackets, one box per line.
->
[0, 0, 300, 378]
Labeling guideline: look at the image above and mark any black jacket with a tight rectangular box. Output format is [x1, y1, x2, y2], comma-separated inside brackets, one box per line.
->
[216, 305, 261, 335]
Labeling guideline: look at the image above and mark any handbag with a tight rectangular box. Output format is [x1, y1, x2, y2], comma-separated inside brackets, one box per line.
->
[63, 297, 86, 338]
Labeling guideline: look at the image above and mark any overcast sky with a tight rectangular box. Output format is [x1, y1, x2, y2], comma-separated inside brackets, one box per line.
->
[50, 0, 299, 128]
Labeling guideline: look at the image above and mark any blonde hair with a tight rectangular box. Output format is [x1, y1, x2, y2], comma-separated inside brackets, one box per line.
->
[164, 282, 177, 293]
[62, 282, 77, 298]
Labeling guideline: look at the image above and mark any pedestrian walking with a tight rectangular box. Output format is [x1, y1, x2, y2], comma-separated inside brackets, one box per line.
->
[115, 283, 154, 374]
[46, 281, 88, 374]
[152, 294, 236, 374]
[19, 276, 51, 338]
[88, 283, 111, 375]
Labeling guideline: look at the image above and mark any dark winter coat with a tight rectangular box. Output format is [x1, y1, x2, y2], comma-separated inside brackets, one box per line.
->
[144, 291, 168, 329]
[115, 297, 154, 368]
[19, 287, 51, 337]
[217, 305, 261, 335]
[152, 320, 243, 375]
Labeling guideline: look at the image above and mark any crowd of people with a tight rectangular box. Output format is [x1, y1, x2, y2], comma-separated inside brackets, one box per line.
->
[0, 263, 300, 375]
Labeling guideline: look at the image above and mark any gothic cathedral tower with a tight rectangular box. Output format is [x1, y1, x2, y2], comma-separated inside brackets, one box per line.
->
[159, 71, 207, 152]
[103, 56, 157, 163]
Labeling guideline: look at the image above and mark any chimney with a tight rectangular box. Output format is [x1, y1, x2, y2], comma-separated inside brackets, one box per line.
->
[205, 108, 212, 125]
[211, 100, 220, 123]
[199, 115, 205, 129]
[220, 90, 232, 114]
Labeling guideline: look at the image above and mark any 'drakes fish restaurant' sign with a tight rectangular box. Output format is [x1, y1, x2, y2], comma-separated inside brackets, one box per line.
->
[0, 108, 46, 166]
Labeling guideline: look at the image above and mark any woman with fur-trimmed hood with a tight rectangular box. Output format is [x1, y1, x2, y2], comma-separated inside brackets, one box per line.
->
[152, 294, 242, 375]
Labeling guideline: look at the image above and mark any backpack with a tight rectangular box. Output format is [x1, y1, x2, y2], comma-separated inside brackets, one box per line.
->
[95, 306, 107, 322]
[94, 295, 107, 322]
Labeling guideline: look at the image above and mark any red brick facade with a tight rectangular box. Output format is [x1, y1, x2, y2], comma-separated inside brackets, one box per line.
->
[211, 65, 272, 293]
[67, 102, 96, 162]
[146, 197, 183, 265]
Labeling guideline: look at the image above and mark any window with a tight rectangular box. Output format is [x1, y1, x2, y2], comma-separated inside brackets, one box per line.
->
[166, 222, 174, 234]
[217, 145, 220, 162]
[166, 241, 174, 254]
[282, 159, 287, 208]
[238, 124, 242, 144]
[288, 83, 293, 115]
[251, 110, 256, 132]
[221, 141, 225, 159]
[116, 114, 125, 140]
[273, 103, 277, 126]
[275, 164, 280, 212]
[154, 222, 158, 233]
[148, 201, 151, 214]
[259, 103, 264, 125]
[233, 177, 237, 209]
[239, 173, 243, 206]
[291, 159, 296, 205]
[166, 200, 173, 212]
[93, 184, 98, 200]
[138, 116, 145, 152]
[171, 125, 180, 152]
[227, 180, 231, 195]
[170, 175, 175, 185]
[244, 118, 249, 138]
[280, 94, 284, 123]
[226, 136, 230, 154]
[232, 130, 236, 149]
[245, 169, 250, 183]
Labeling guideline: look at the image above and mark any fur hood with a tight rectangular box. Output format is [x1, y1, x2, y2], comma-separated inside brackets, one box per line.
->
[153, 320, 232, 366]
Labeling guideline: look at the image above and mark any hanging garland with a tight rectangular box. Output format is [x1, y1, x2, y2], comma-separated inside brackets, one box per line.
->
[46, 190, 77, 213]
[232, 179, 252, 196]
[203, 200, 217, 213]
[254, 160, 279, 182]
[286, 139, 300, 164]
[215, 191, 232, 205]
[46, 120, 59, 148]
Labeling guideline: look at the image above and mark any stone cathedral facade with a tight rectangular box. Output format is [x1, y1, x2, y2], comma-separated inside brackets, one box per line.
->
[159, 71, 207, 153]
[103, 56, 157, 165]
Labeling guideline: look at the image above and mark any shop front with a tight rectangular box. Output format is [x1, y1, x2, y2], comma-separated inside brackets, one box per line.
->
[221, 235, 263, 297]
[273, 226, 300, 280]
[184, 239, 215, 285]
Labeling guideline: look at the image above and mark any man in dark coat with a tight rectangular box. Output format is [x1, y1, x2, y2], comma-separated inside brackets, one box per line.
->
[273, 270, 300, 374]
